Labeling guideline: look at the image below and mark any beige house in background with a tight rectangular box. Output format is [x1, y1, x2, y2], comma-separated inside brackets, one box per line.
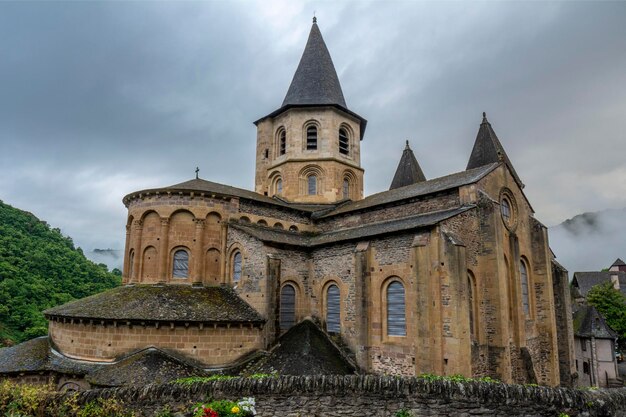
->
[0, 19, 576, 390]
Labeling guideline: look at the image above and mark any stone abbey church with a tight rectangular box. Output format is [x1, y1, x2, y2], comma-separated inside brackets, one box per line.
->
[0, 20, 576, 390]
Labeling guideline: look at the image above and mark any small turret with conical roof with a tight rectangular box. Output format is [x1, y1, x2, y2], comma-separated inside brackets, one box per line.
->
[466, 112, 523, 188]
[389, 141, 426, 190]
[253, 18, 367, 204]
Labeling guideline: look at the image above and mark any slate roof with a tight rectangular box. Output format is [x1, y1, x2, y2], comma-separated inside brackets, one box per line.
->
[466, 113, 523, 188]
[612, 258, 626, 267]
[571, 271, 626, 297]
[248, 319, 356, 375]
[44, 285, 265, 323]
[231, 205, 474, 248]
[122, 178, 326, 213]
[254, 21, 367, 138]
[317, 163, 498, 218]
[0, 337, 94, 375]
[86, 348, 206, 387]
[573, 305, 618, 339]
[0, 338, 206, 386]
[282, 20, 346, 109]
[390, 141, 426, 190]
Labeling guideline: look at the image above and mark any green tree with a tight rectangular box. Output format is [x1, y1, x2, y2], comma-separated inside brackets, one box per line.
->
[587, 281, 626, 350]
[0, 200, 121, 346]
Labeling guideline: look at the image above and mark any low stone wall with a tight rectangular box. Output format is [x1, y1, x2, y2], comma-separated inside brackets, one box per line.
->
[51, 376, 626, 417]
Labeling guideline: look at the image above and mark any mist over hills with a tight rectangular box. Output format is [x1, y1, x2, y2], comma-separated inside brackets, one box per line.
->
[549, 207, 626, 274]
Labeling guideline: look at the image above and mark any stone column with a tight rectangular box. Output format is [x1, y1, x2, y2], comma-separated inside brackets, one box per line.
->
[131, 220, 143, 282]
[157, 218, 170, 284]
[220, 222, 228, 284]
[192, 219, 205, 285]
[122, 223, 131, 283]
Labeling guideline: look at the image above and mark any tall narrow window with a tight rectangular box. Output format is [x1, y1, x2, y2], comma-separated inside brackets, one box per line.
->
[308, 175, 317, 195]
[387, 281, 406, 336]
[326, 284, 341, 333]
[501, 198, 511, 222]
[232, 251, 242, 283]
[520, 260, 530, 316]
[339, 128, 349, 155]
[280, 284, 296, 330]
[276, 179, 283, 195]
[128, 250, 135, 280]
[172, 250, 189, 278]
[306, 126, 317, 150]
[279, 130, 286, 155]
[468, 273, 476, 339]
[343, 179, 350, 199]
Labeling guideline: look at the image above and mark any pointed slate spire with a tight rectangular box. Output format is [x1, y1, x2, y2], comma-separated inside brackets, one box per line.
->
[466, 112, 523, 188]
[282, 19, 347, 108]
[390, 141, 426, 190]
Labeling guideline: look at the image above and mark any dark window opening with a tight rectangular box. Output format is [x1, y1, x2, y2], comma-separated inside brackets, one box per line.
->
[308, 175, 317, 195]
[326, 284, 341, 333]
[339, 128, 349, 155]
[280, 285, 296, 330]
[232, 252, 242, 283]
[279, 130, 286, 155]
[307, 126, 317, 150]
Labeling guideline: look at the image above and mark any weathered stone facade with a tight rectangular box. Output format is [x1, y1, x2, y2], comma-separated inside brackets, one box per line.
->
[0, 18, 575, 391]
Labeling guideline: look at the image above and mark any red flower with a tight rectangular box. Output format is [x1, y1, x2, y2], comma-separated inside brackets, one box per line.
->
[203, 408, 218, 417]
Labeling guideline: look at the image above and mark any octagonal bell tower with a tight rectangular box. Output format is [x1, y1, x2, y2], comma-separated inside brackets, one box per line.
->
[254, 18, 367, 204]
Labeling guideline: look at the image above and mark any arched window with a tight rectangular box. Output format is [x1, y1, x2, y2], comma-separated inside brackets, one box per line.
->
[306, 126, 317, 150]
[339, 128, 349, 155]
[387, 281, 406, 336]
[520, 260, 530, 316]
[128, 250, 135, 280]
[172, 249, 189, 278]
[280, 284, 296, 330]
[276, 179, 283, 195]
[326, 284, 341, 333]
[501, 198, 511, 222]
[343, 178, 350, 199]
[232, 251, 242, 283]
[308, 175, 317, 195]
[279, 129, 286, 155]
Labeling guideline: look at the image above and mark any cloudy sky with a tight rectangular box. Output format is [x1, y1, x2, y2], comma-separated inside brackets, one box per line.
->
[1, 1, 625, 272]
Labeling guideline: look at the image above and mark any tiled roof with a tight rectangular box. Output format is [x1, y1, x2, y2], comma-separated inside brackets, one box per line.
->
[612, 258, 626, 267]
[389, 141, 426, 190]
[44, 285, 264, 323]
[0, 337, 94, 375]
[573, 306, 618, 339]
[466, 113, 523, 188]
[572, 271, 626, 297]
[232, 206, 474, 248]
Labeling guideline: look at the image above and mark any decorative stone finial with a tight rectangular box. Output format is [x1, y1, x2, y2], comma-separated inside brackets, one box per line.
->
[195, 167, 199, 179]
[405, 140, 410, 149]
[482, 112, 488, 123]
[313, 15, 317, 24]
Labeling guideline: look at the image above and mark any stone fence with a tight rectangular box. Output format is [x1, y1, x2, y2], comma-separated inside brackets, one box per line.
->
[54, 376, 626, 416]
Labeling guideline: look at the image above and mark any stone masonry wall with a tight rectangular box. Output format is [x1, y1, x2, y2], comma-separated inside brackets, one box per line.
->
[54, 376, 626, 417]
[48, 321, 262, 366]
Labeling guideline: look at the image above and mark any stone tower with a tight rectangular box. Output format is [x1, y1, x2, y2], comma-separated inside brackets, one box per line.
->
[254, 19, 367, 203]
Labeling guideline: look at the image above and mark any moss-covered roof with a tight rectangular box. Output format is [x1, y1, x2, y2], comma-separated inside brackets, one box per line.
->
[86, 347, 207, 387]
[44, 285, 264, 323]
[0, 337, 94, 375]
[573, 305, 618, 339]
[248, 319, 356, 375]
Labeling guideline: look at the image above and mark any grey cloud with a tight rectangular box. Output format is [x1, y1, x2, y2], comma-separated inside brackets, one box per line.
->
[0, 1, 625, 271]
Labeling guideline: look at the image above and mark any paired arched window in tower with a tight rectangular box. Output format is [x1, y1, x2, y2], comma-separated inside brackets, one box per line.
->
[280, 284, 296, 330]
[306, 126, 318, 150]
[232, 251, 242, 283]
[307, 175, 317, 195]
[386, 281, 406, 336]
[172, 249, 189, 278]
[339, 127, 349, 155]
[520, 259, 530, 316]
[279, 129, 286, 156]
[326, 284, 341, 333]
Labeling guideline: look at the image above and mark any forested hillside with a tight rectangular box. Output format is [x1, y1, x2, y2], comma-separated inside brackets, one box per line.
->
[0, 200, 120, 347]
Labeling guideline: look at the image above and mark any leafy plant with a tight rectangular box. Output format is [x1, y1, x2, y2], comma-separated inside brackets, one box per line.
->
[395, 409, 411, 417]
[586, 282, 626, 350]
